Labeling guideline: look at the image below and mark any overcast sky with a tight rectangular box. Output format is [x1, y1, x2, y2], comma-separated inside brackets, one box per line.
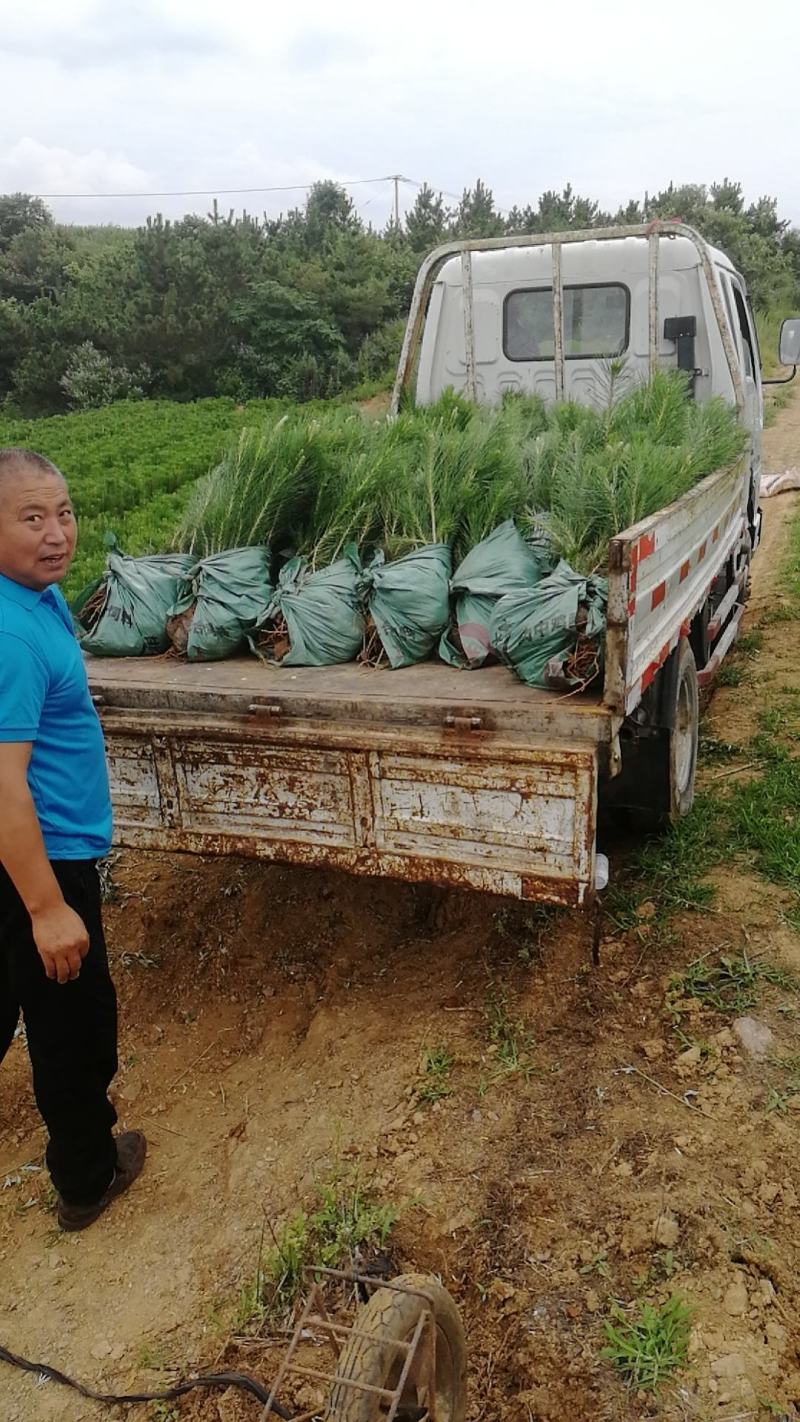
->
[2, 0, 799, 231]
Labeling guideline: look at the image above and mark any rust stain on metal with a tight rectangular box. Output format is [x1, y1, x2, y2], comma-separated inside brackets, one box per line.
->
[106, 725, 598, 908]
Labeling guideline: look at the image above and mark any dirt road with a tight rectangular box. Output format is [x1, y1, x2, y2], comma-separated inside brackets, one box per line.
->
[1, 396, 799, 1422]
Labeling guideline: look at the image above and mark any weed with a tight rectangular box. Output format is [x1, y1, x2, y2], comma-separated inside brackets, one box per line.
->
[765, 1084, 800, 1114]
[759, 604, 796, 627]
[119, 950, 162, 970]
[480, 992, 535, 1093]
[417, 1046, 455, 1104]
[729, 746, 800, 896]
[667, 949, 795, 1018]
[698, 734, 739, 764]
[150, 1404, 179, 1422]
[579, 1251, 612, 1281]
[602, 1294, 692, 1391]
[138, 1341, 170, 1370]
[239, 1167, 402, 1329]
[715, 627, 763, 688]
[716, 660, 747, 687]
[633, 1250, 678, 1292]
[737, 629, 764, 656]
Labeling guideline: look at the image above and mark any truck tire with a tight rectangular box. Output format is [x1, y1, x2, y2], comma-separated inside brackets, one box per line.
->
[667, 638, 699, 821]
[601, 639, 699, 829]
[326, 1273, 467, 1422]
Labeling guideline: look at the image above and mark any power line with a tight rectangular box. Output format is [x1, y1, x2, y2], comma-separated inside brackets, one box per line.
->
[30, 174, 406, 200]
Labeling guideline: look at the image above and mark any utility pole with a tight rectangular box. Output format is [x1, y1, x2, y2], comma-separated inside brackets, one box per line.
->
[390, 174, 403, 228]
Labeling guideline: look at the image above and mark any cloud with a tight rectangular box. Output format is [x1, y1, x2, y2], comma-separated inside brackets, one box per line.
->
[0, 1, 226, 68]
[0, 0, 798, 230]
[285, 29, 368, 72]
[1, 139, 151, 214]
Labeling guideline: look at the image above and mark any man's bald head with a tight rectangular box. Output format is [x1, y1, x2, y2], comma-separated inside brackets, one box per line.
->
[0, 448, 65, 502]
[0, 447, 76, 589]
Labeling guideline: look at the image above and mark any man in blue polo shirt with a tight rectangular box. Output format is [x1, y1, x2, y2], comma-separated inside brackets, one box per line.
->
[0, 446, 146, 1230]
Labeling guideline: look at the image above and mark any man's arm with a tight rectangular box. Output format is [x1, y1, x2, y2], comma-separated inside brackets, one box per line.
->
[0, 742, 89, 984]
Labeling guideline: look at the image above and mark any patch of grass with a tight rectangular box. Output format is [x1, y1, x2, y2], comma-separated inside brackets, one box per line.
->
[150, 1404, 180, 1422]
[602, 1295, 692, 1392]
[667, 949, 795, 1018]
[698, 734, 740, 764]
[480, 992, 535, 1093]
[716, 627, 764, 688]
[417, 1045, 455, 1104]
[607, 795, 727, 931]
[765, 1083, 800, 1114]
[729, 746, 800, 895]
[758, 603, 796, 628]
[238, 1167, 401, 1329]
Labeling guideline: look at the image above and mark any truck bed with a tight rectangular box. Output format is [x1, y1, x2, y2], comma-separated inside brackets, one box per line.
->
[87, 656, 607, 908]
[87, 454, 748, 909]
[88, 655, 610, 741]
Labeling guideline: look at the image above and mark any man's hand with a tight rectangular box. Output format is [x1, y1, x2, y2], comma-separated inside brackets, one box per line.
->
[0, 741, 90, 983]
[30, 902, 90, 984]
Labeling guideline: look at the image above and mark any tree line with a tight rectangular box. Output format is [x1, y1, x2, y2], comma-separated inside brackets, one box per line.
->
[1, 177, 798, 415]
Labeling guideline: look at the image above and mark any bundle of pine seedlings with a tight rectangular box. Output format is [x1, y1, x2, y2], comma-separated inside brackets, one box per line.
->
[176, 410, 372, 666]
[491, 372, 747, 689]
[517, 371, 746, 574]
[359, 408, 527, 668]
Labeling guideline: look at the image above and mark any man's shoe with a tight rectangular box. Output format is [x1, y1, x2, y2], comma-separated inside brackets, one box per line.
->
[57, 1130, 147, 1232]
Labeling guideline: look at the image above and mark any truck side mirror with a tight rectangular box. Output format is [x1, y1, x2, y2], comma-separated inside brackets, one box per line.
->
[779, 317, 800, 368]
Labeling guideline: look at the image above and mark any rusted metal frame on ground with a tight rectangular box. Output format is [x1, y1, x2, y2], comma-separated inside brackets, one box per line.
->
[385, 1309, 430, 1422]
[390, 218, 748, 415]
[260, 1270, 437, 1422]
[461, 249, 477, 403]
[551, 238, 565, 402]
[261, 1285, 321, 1422]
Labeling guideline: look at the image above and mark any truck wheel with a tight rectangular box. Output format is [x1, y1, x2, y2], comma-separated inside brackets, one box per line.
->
[668, 638, 699, 821]
[326, 1274, 467, 1422]
[600, 640, 699, 830]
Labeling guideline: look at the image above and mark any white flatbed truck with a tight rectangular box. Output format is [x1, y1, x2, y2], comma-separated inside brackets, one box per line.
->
[87, 222, 800, 909]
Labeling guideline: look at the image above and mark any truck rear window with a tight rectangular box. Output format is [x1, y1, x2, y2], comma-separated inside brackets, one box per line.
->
[504, 284, 630, 362]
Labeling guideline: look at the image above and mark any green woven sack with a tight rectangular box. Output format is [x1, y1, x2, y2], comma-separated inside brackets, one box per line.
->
[255, 546, 364, 666]
[439, 520, 551, 668]
[490, 559, 608, 689]
[73, 540, 194, 657]
[363, 544, 452, 668]
[167, 546, 271, 661]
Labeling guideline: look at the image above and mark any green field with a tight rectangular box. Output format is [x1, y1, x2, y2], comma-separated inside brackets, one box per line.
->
[0, 398, 290, 593]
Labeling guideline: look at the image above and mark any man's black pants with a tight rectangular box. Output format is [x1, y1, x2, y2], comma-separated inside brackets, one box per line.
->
[0, 860, 118, 1206]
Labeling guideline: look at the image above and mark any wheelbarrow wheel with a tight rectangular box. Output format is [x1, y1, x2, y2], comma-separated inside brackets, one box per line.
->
[326, 1273, 467, 1421]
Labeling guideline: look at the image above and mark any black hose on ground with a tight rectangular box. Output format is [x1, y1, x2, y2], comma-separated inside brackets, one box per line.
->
[0, 1341, 293, 1418]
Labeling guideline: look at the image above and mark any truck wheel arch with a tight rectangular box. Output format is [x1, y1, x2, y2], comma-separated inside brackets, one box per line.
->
[601, 638, 699, 829]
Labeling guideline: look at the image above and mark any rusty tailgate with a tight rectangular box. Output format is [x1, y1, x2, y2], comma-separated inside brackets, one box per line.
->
[100, 708, 599, 907]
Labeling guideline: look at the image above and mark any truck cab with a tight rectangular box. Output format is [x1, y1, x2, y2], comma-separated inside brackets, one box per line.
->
[413, 230, 763, 433]
[397, 223, 781, 554]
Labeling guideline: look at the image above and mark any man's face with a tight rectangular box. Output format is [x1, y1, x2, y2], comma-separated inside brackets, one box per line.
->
[0, 468, 77, 591]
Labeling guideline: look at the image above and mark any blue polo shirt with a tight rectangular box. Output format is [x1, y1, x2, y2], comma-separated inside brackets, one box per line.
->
[0, 571, 112, 860]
